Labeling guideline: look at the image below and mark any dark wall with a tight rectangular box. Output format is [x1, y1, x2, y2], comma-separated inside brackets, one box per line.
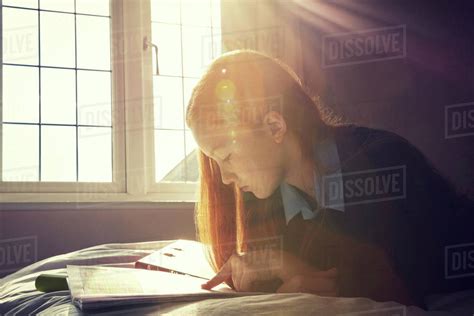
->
[0, 204, 196, 277]
[297, 0, 474, 197]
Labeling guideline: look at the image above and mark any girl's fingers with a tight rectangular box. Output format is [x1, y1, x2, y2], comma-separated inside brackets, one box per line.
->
[203, 252, 334, 293]
[201, 258, 232, 290]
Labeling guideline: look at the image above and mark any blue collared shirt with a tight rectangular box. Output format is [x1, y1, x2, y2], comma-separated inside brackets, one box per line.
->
[279, 136, 345, 225]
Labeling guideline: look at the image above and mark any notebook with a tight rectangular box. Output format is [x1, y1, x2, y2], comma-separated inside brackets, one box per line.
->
[67, 265, 265, 311]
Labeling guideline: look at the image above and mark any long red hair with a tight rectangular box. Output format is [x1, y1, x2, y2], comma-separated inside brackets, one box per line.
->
[185, 50, 339, 289]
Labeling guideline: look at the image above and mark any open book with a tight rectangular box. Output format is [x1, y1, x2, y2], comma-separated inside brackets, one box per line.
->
[67, 265, 266, 311]
[67, 240, 268, 310]
[135, 239, 216, 280]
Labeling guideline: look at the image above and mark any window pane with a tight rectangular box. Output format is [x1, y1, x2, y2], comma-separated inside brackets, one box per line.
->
[2, 65, 39, 123]
[41, 125, 76, 182]
[40, 68, 76, 124]
[40, 0, 75, 12]
[2, 124, 39, 182]
[200, 27, 221, 70]
[153, 76, 183, 130]
[211, 0, 221, 28]
[2, 0, 37, 9]
[76, 0, 110, 16]
[78, 127, 112, 182]
[209, 28, 222, 62]
[77, 70, 112, 126]
[155, 130, 185, 182]
[77, 15, 111, 70]
[151, 0, 180, 24]
[185, 130, 198, 182]
[2, 7, 39, 65]
[152, 23, 182, 76]
[183, 77, 199, 130]
[151, 1, 222, 184]
[182, 26, 212, 78]
[181, 0, 211, 27]
[40, 11, 75, 68]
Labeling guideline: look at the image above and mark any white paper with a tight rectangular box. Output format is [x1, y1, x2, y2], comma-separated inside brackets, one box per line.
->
[67, 265, 265, 310]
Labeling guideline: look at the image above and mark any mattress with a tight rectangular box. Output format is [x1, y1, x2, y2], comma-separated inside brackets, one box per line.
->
[1, 240, 473, 315]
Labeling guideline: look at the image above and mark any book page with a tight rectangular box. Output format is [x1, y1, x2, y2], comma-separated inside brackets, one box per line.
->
[67, 265, 233, 299]
[137, 239, 216, 280]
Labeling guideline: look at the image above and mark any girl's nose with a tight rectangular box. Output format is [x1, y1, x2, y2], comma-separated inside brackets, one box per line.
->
[221, 171, 236, 185]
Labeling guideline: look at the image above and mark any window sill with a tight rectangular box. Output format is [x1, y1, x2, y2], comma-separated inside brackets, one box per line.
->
[0, 193, 197, 210]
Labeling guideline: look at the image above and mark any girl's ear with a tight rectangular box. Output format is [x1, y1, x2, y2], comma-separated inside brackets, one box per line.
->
[263, 111, 287, 143]
[269, 122, 279, 135]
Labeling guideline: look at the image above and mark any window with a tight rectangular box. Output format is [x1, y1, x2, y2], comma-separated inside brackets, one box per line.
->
[150, 0, 220, 184]
[0, 0, 221, 203]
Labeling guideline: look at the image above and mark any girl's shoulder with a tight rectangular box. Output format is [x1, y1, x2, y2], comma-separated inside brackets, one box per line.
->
[330, 123, 417, 163]
[331, 123, 411, 148]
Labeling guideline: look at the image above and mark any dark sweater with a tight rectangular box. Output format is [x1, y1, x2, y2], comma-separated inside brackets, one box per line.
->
[246, 124, 474, 308]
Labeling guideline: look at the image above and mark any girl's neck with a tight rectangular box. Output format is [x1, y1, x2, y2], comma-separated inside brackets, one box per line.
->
[283, 135, 316, 198]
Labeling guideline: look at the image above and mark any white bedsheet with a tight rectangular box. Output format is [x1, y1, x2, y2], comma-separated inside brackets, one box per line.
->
[1, 240, 473, 315]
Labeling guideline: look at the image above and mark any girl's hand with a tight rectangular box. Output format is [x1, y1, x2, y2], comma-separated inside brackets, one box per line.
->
[201, 249, 339, 296]
[201, 249, 282, 292]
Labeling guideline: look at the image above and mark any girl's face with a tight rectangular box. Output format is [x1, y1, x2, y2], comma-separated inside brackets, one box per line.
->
[192, 111, 288, 199]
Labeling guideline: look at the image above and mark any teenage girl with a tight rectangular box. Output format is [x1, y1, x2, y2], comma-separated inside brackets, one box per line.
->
[185, 50, 474, 308]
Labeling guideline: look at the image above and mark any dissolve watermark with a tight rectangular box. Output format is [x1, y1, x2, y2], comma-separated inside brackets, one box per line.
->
[322, 25, 406, 68]
[0, 236, 38, 273]
[322, 166, 406, 208]
[444, 102, 474, 139]
[214, 235, 284, 274]
[243, 235, 284, 272]
[194, 95, 283, 137]
[2, 25, 38, 63]
[201, 26, 285, 68]
[445, 242, 474, 279]
[1, 165, 39, 182]
[78, 101, 112, 128]
[74, 94, 163, 139]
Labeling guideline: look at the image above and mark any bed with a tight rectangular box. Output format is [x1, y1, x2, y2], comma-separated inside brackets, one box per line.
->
[1, 240, 473, 315]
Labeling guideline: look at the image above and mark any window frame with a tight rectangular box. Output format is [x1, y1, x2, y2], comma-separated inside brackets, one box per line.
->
[145, 0, 215, 201]
[0, 0, 126, 196]
[0, 0, 199, 204]
[123, 0, 198, 203]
